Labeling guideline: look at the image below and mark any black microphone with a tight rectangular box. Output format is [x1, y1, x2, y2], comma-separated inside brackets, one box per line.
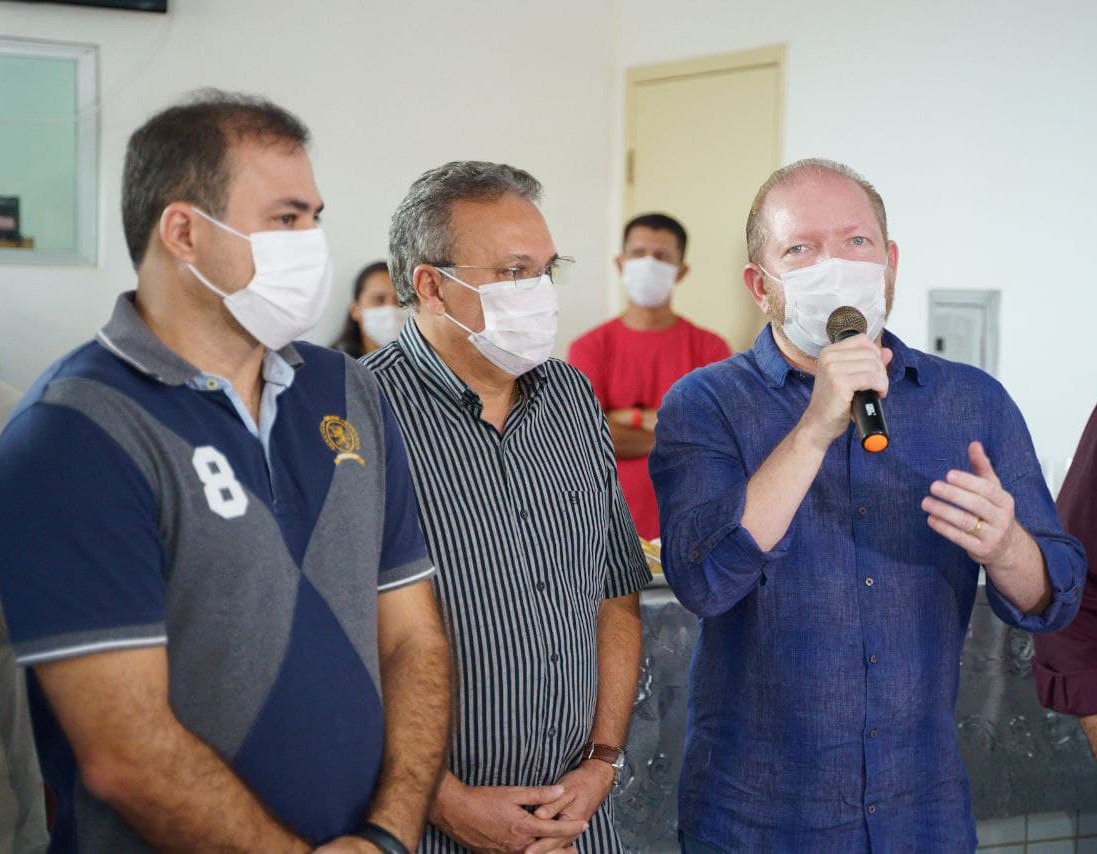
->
[826, 306, 889, 453]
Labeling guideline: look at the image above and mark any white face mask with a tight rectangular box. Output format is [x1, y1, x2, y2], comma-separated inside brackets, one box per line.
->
[359, 305, 406, 347]
[437, 269, 559, 376]
[185, 208, 333, 351]
[622, 256, 678, 308]
[761, 257, 887, 358]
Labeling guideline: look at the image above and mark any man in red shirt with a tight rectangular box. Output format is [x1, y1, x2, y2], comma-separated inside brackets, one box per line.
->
[568, 213, 731, 540]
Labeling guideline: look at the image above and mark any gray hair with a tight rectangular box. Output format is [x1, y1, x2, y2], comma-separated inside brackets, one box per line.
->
[745, 158, 888, 264]
[388, 161, 543, 307]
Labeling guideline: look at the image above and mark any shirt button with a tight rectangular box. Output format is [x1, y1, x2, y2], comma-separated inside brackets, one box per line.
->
[689, 548, 701, 562]
[869, 654, 878, 665]
[869, 728, 878, 738]
[858, 506, 868, 517]
[547, 727, 556, 737]
[865, 577, 874, 587]
[868, 804, 877, 815]
[205, 378, 219, 390]
[535, 580, 546, 592]
[519, 509, 529, 521]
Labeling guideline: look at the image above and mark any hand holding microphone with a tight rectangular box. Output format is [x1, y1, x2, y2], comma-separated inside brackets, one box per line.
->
[800, 307, 892, 452]
[826, 307, 891, 452]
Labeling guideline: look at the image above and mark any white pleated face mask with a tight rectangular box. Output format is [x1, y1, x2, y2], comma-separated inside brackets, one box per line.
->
[438, 269, 559, 376]
[761, 257, 887, 358]
[622, 256, 678, 307]
[185, 208, 333, 351]
[359, 305, 406, 347]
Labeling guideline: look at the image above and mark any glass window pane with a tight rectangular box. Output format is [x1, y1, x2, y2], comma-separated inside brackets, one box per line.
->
[0, 38, 97, 266]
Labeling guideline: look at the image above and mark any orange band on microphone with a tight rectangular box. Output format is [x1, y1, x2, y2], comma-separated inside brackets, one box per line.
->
[863, 434, 889, 453]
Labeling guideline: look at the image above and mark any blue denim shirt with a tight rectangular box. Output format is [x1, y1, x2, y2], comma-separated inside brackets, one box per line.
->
[650, 327, 1084, 852]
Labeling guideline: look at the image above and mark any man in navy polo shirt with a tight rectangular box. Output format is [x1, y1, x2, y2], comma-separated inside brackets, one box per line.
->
[0, 91, 450, 852]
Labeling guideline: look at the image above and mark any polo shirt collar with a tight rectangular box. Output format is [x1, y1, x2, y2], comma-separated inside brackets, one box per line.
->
[96, 291, 303, 386]
[753, 323, 929, 388]
[397, 317, 547, 414]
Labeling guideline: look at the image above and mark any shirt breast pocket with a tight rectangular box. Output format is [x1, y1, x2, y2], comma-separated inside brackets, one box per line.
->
[544, 485, 607, 604]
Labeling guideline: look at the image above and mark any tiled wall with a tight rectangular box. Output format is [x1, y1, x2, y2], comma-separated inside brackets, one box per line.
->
[977, 811, 1097, 852]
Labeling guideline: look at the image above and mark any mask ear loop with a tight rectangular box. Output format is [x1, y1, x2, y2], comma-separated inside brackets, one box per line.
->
[158, 206, 233, 299]
[434, 267, 482, 338]
[754, 264, 794, 326]
[186, 262, 230, 299]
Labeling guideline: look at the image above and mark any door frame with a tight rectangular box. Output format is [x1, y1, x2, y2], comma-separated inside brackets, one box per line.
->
[623, 44, 787, 216]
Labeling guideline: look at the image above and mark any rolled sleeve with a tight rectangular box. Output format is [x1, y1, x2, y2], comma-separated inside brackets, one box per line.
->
[985, 533, 1084, 634]
[1032, 584, 1097, 715]
[650, 374, 788, 618]
[981, 410, 1086, 634]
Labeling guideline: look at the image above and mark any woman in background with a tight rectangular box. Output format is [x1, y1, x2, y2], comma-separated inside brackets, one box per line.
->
[331, 260, 405, 358]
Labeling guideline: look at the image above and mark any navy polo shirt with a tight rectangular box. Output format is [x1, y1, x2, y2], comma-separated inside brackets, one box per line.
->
[0, 292, 434, 851]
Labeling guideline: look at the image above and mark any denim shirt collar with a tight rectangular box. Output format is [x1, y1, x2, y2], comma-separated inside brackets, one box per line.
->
[752, 324, 930, 389]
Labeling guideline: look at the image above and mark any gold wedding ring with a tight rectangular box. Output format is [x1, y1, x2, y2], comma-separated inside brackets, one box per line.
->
[968, 517, 983, 537]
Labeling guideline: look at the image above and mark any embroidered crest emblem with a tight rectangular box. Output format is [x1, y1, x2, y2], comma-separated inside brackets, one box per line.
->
[320, 415, 365, 466]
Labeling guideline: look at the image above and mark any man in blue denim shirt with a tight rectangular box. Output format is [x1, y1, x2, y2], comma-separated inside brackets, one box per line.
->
[650, 159, 1085, 852]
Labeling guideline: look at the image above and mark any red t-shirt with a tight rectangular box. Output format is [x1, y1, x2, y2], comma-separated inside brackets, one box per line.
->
[567, 316, 732, 539]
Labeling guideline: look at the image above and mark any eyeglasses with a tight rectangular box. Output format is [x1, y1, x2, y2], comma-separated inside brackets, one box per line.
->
[429, 256, 576, 289]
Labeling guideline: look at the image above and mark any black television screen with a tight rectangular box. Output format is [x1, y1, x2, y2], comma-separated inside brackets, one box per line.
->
[12, 0, 167, 11]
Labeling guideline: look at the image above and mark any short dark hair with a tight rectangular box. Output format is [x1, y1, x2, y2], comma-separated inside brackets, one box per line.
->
[622, 212, 688, 258]
[121, 89, 311, 268]
[354, 260, 391, 300]
[331, 260, 392, 357]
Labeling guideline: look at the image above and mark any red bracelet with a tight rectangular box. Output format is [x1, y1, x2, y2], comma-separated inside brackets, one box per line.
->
[630, 407, 643, 429]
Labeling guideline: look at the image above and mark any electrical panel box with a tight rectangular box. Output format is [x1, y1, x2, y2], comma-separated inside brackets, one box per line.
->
[927, 289, 1000, 376]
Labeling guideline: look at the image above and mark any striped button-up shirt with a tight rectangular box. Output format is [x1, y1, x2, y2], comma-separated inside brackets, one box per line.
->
[364, 320, 651, 853]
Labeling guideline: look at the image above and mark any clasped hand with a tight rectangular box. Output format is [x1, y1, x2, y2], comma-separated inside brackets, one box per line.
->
[438, 779, 593, 854]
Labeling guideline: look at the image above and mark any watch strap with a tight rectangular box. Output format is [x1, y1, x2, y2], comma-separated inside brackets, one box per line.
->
[354, 821, 410, 854]
[581, 742, 624, 767]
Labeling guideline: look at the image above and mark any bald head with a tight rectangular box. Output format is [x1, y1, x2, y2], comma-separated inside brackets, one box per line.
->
[746, 158, 888, 264]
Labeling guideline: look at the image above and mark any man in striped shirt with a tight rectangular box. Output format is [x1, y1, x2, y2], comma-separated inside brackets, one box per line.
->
[364, 161, 651, 853]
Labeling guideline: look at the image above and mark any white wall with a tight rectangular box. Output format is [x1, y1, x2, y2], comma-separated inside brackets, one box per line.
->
[609, 0, 1097, 466]
[3, 0, 1094, 466]
[0, 0, 615, 387]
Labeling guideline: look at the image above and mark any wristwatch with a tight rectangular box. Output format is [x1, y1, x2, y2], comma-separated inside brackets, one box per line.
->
[581, 742, 626, 787]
